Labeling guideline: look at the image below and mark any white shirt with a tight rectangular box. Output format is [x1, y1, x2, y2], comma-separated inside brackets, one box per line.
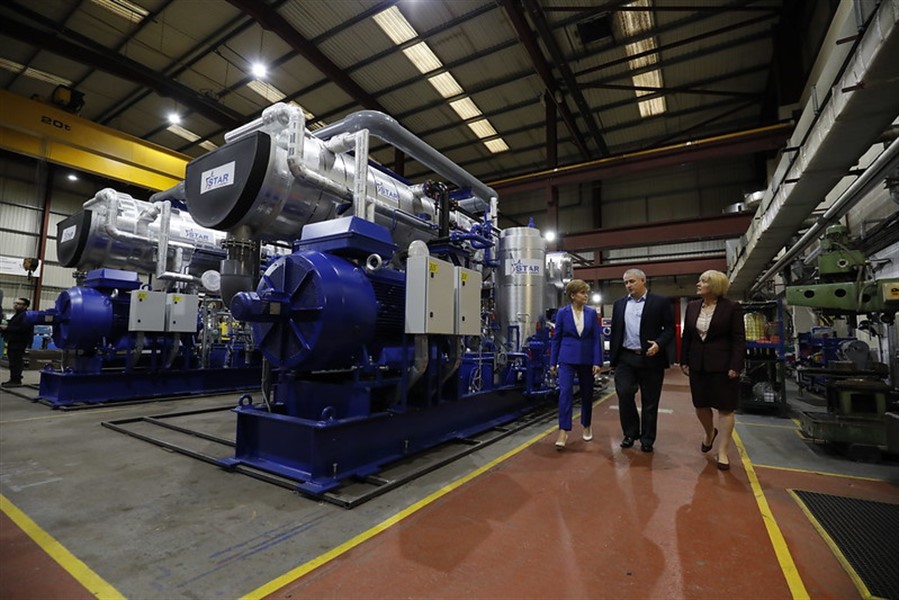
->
[573, 307, 584, 336]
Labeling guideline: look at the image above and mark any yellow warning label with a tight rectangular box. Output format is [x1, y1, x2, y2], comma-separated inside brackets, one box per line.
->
[429, 261, 439, 274]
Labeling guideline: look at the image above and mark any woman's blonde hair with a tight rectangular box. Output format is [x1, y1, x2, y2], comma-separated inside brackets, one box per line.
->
[700, 270, 730, 297]
[565, 279, 590, 301]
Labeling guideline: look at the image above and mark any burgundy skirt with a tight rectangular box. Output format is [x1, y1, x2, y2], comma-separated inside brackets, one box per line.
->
[688, 370, 739, 411]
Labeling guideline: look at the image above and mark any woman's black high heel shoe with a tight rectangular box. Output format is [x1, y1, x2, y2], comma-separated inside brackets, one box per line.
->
[701, 428, 718, 453]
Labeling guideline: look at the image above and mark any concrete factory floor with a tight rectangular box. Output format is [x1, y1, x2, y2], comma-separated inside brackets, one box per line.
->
[1, 365, 897, 599]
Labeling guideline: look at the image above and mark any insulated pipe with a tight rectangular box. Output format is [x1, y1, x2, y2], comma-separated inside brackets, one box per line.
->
[148, 181, 187, 204]
[313, 110, 498, 211]
[155, 201, 201, 285]
[282, 104, 355, 203]
[750, 139, 899, 295]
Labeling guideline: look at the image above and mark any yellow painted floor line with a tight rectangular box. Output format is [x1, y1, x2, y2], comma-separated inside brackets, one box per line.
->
[241, 390, 616, 600]
[739, 421, 799, 430]
[0, 493, 124, 600]
[734, 429, 810, 600]
[787, 489, 873, 599]
[752, 463, 891, 483]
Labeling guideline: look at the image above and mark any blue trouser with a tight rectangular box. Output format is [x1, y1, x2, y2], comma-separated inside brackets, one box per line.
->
[558, 363, 595, 431]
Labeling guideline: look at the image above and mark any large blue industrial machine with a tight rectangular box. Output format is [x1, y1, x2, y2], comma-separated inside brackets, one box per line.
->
[182, 103, 564, 494]
[26, 188, 262, 406]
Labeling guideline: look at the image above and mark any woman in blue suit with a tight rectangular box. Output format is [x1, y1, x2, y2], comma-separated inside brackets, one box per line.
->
[550, 279, 603, 449]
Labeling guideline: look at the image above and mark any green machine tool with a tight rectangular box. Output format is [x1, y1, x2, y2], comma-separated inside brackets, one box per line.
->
[785, 225, 899, 459]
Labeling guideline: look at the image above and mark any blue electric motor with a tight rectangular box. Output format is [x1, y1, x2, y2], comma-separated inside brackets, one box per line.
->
[230, 217, 404, 373]
[33, 269, 140, 350]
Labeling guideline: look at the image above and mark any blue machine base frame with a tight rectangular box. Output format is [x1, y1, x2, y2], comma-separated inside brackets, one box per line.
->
[220, 387, 555, 495]
[38, 367, 261, 407]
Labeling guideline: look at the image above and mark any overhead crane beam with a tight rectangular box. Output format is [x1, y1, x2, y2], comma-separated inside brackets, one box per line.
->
[0, 91, 188, 191]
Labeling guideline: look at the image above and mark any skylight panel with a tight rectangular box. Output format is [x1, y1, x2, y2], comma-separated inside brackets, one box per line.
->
[89, 0, 149, 24]
[0, 58, 73, 86]
[633, 70, 662, 96]
[403, 42, 442, 74]
[638, 97, 666, 117]
[199, 140, 218, 151]
[449, 97, 483, 120]
[374, 6, 511, 153]
[167, 124, 200, 142]
[373, 6, 417, 45]
[483, 138, 510, 153]
[616, 0, 667, 117]
[428, 72, 464, 98]
[618, 0, 652, 35]
[467, 119, 498, 139]
[247, 80, 286, 103]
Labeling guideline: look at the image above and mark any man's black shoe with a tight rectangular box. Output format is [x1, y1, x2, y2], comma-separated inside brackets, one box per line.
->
[620, 436, 635, 448]
[641, 443, 654, 453]
[2, 381, 23, 388]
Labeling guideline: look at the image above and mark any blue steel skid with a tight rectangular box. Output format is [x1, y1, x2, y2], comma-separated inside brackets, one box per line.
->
[219, 217, 557, 495]
[27, 269, 261, 407]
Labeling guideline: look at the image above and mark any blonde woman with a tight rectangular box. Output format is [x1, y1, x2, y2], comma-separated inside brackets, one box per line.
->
[680, 270, 745, 470]
[549, 279, 602, 449]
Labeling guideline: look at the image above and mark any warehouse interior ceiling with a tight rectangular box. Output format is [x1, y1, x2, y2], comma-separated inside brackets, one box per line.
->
[0, 0, 793, 183]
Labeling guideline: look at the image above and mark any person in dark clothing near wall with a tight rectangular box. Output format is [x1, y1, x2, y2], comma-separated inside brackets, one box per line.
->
[1, 297, 34, 388]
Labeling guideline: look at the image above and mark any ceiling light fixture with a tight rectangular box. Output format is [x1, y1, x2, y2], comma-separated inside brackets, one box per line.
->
[167, 113, 181, 125]
[251, 62, 268, 79]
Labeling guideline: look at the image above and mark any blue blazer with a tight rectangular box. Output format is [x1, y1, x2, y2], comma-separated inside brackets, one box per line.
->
[550, 304, 602, 366]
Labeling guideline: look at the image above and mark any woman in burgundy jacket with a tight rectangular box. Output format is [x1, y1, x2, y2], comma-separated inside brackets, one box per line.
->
[680, 270, 745, 470]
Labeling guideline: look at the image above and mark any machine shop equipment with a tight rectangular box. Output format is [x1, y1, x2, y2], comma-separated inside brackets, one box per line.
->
[25, 189, 261, 406]
[183, 102, 563, 495]
[785, 225, 899, 458]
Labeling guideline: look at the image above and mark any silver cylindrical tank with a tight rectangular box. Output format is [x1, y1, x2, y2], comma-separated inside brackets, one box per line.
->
[56, 188, 226, 274]
[183, 103, 474, 249]
[496, 227, 546, 351]
[544, 252, 573, 312]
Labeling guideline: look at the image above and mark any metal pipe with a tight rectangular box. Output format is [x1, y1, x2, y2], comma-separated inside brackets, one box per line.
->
[313, 110, 498, 211]
[148, 181, 186, 204]
[750, 139, 899, 294]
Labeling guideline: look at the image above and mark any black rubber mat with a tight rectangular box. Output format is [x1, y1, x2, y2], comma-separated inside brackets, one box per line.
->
[793, 490, 899, 599]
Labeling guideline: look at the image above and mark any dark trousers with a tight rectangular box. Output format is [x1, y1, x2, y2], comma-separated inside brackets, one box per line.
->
[557, 363, 594, 431]
[6, 344, 26, 383]
[614, 351, 665, 445]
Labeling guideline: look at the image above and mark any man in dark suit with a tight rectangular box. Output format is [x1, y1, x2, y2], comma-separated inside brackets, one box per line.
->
[609, 269, 674, 452]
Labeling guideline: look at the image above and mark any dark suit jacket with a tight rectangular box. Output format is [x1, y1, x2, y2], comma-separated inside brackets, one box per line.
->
[1, 310, 33, 348]
[550, 304, 602, 366]
[680, 297, 745, 373]
[609, 292, 674, 368]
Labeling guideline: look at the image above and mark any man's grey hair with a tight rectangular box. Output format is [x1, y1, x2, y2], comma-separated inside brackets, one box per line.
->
[623, 268, 646, 281]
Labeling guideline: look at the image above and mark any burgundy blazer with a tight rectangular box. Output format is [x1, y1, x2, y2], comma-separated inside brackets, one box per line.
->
[680, 297, 745, 373]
